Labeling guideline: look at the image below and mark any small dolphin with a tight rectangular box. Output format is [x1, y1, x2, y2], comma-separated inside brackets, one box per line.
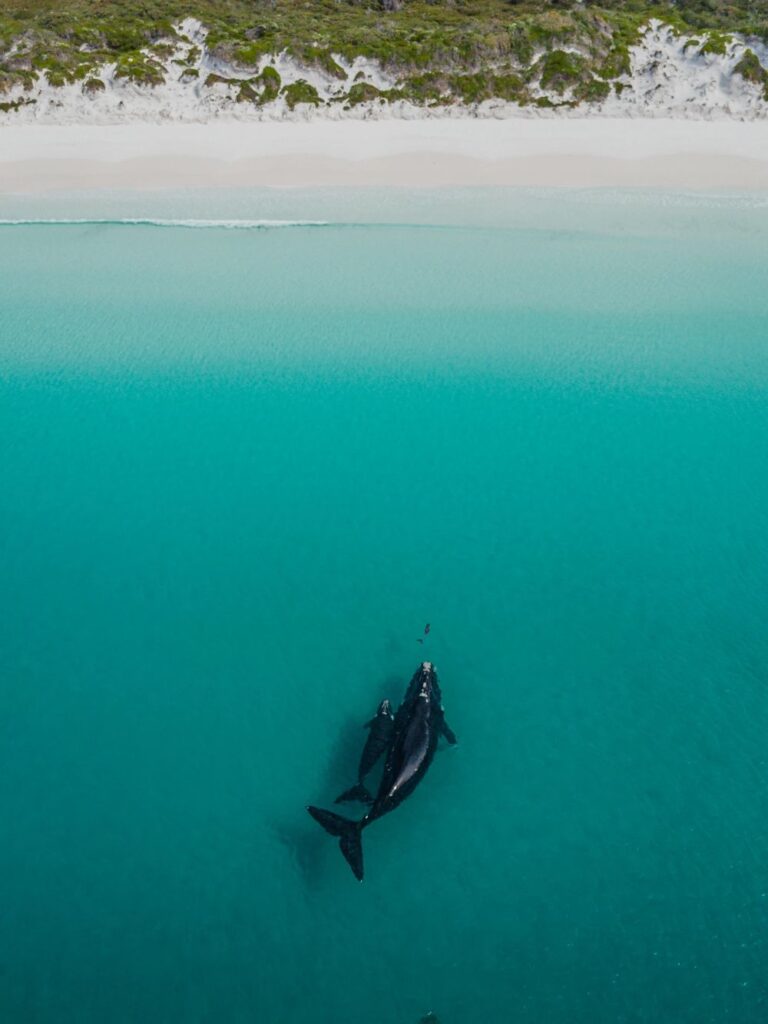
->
[335, 698, 394, 805]
[308, 662, 457, 881]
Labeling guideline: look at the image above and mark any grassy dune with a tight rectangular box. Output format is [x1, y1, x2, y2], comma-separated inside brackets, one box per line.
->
[1, 0, 767, 106]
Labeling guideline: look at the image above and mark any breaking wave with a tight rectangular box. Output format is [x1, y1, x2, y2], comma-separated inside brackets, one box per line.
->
[0, 218, 331, 229]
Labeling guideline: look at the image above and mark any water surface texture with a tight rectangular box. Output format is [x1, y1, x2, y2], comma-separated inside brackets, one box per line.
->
[1, 190, 768, 1023]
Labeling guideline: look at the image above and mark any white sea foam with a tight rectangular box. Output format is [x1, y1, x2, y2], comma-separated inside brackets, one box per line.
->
[0, 218, 330, 229]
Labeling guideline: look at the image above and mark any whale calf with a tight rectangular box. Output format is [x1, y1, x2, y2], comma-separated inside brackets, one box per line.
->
[308, 662, 457, 880]
[335, 698, 394, 805]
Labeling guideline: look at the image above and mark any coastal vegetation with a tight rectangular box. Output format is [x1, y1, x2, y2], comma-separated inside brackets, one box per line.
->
[206, 64, 282, 103]
[734, 47, 768, 98]
[283, 78, 321, 108]
[0, 0, 767, 108]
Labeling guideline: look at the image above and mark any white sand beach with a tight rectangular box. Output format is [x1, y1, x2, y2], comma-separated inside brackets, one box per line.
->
[1, 118, 768, 192]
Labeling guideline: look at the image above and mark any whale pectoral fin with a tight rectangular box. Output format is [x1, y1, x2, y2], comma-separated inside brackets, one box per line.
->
[440, 719, 458, 745]
[363, 718, 375, 729]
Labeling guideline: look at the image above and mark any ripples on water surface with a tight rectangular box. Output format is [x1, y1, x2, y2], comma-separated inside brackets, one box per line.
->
[1, 189, 767, 1023]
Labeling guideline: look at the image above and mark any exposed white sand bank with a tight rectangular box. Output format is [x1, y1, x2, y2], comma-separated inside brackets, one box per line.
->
[1, 119, 768, 192]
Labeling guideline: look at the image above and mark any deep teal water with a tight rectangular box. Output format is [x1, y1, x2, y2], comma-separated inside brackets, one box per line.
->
[1, 190, 768, 1023]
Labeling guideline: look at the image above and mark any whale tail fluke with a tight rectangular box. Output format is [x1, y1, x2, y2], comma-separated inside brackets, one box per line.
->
[306, 806, 364, 881]
[334, 783, 373, 805]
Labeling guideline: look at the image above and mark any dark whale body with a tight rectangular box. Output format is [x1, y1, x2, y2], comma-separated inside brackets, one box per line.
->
[308, 662, 457, 880]
[335, 698, 394, 805]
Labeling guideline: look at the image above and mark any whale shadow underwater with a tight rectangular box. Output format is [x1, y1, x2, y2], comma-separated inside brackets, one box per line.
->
[307, 662, 457, 881]
[274, 685, 401, 889]
[273, 712, 363, 888]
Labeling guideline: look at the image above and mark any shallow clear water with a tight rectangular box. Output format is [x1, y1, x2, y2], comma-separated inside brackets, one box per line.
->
[1, 190, 768, 1023]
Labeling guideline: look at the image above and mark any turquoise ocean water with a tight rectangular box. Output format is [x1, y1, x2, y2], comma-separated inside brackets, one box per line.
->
[1, 189, 768, 1023]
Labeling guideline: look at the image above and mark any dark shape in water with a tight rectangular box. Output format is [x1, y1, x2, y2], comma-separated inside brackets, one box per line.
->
[308, 662, 457, 881]
[335, 698, 394, 805]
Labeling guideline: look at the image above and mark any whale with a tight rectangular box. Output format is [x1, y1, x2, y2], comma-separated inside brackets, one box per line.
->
[335, 698, 394, 805]
[308, 662, 457, 880]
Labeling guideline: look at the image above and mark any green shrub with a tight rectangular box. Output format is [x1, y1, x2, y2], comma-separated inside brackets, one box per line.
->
[102, 22, 148, 53]
[579, 76, 611, 101]
[699, 31, 731, 55]
[598, 45, 631, 78]
[345, 81, 381, 105]
[492, 72, 526, 101]
[734, 48, 765, 84]
[539, 49, 588, 92]
[298, 45, 346, 79]
[0, 95, 35, 111]
[258, 65, 281, 102]
[399, 71, 448, 104]
[733, 48, 768, 99]
[237, 79, 257, 102]
[282, 79, 320, 109]
[114, 51, 164, 86]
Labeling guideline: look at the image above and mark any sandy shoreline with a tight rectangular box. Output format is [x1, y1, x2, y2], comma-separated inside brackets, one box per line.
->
[1, 119, 768, 191]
